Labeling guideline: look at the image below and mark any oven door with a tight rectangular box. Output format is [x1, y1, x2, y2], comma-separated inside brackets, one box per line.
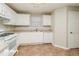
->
[8, 38, 16, 50]
[5, 37, 17, 56]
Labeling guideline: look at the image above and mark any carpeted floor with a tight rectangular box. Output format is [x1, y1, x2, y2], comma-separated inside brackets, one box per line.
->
[15, 43, 79, 56]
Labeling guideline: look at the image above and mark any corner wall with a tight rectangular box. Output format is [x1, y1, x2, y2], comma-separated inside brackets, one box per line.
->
[52, 7, 68, 48]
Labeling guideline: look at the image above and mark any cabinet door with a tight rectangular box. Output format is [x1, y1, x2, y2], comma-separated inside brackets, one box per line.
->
[18, 32, 43, 44]
[43, 32, 53, 43]
[17, 15, 25, 25]
[18, 33, 33, 44]
[16, 14, 30, 25]
[29, 32, 43, 43]
[2, 4, 11, 19]
[26, 14, 30, 25]
[7, 10, 16, 24]
[43, 15, 51, 26]
[3, 4, 16, 25]
[19, 33, 32, 43]
[0, 4, 3, 16]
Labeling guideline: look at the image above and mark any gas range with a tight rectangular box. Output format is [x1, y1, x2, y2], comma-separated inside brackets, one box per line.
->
[0, 32, 17, 40]
[0, 33, 14, 37]
[0, 32, 17, 56]
[0, 29, 17, 56]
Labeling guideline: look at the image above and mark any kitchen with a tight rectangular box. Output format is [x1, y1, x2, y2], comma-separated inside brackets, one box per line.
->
[0, 3, 79, 56]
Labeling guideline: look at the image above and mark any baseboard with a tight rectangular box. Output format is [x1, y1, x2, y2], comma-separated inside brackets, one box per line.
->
[52, 43, 70, 49]
[20, 42, 45, 46]
[25, 42, 70, 49]
[19, 42, 70, 49]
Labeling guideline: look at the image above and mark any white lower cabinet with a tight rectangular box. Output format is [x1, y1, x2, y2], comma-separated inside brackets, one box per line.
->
[43, 32, 53, 43]
[18, 32, 53, 45]
[18, 32, 43, 44]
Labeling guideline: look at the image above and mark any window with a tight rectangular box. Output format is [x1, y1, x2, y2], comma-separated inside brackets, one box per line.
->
[31, 15, 42, 27]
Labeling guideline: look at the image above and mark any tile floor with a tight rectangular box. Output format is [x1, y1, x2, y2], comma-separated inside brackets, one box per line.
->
[15, 43, 79, 56]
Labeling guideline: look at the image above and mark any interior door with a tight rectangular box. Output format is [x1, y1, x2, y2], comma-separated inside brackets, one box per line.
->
[68, 11, 79, 48]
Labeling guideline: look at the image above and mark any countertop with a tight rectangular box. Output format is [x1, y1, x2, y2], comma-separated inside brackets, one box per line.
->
[8, 30, 53, 33]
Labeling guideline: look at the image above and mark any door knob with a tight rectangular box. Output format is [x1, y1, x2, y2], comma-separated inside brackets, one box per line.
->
[70, 32, 72, 34]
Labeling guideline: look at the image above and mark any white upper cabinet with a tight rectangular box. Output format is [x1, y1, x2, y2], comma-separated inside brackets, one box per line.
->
[0, 3, 30, 25]
[0, 4, 8, 19]
[2, 3, 17, 25]
[16, 14, 31, 26]
[42, 15, 51, 26]
[2, 4, 12, 19]
[0, 3, 12, 20]
[0, 4, 4, 16]
[6, 7, 17, 25]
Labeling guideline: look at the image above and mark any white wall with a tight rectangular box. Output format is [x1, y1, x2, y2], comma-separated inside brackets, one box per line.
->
[51, 13, 54, 30]
[51, 13, 54, 43]
[51, 6, 79, 49]
[53, 7, 68, 48]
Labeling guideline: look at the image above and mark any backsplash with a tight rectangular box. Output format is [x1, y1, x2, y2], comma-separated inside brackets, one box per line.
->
[0, 24, 52, 32]
[14, 27, 52, 32]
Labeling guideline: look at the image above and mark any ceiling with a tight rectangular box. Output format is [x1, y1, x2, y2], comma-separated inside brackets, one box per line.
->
[7, 3, 79, 14]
